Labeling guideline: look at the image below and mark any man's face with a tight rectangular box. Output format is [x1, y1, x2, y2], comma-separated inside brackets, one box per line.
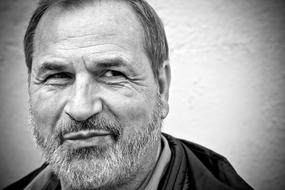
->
[29, 1, 166, 189]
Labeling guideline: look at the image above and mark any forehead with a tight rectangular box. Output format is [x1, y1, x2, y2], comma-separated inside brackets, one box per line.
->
[34, 0, 145, 60]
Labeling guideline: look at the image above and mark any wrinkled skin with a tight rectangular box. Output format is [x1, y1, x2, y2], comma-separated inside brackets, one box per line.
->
[29, 1, 170, 190]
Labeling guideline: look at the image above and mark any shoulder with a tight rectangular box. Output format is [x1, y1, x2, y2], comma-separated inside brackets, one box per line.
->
[163, 132, 229, 165]
[163, 133, 253, 190]
[3, 163, 48, 190]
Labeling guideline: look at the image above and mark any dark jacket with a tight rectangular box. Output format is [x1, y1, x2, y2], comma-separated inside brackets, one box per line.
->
[4, 133, 253, 190]
[159, 133, 253, 190]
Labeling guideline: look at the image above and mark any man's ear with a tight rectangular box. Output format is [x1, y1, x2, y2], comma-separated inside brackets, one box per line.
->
[157, 60, 171, 119]
[27, 73, 32, 96]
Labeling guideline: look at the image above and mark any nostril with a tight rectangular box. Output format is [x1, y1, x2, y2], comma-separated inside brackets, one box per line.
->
[65, 107, 94, 121]
[64, 98, 103, 121]
[65, 111, 93, 122]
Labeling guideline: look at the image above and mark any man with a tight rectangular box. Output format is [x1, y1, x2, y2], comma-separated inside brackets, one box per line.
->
[5, 0, 253, 189]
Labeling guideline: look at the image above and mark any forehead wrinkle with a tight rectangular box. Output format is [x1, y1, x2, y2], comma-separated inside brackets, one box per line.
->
[52, 40, 129, 52]
[36, 1, 144, 45]
[52, 32, 118, 42]
[36, 1, 144, 43]
[35, 9, 142, 56]
[54, 33, 117, 42]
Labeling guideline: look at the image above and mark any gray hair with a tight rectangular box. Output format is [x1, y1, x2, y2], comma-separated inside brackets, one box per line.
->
[24, 0, 169, 79]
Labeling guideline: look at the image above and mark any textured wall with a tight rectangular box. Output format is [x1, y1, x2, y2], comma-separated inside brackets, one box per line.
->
[0, 0, 284, 189]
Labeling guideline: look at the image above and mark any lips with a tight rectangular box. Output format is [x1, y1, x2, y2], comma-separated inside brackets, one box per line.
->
[63, 130, 112, 141]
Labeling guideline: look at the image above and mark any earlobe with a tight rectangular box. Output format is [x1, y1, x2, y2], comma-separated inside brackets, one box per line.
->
[157, 61, 171, 119]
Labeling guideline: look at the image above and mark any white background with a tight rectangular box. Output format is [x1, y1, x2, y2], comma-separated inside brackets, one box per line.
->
[0, 0, 284, 189]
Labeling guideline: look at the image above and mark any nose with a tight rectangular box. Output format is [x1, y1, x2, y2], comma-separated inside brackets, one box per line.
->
[64, 74, 102, 121]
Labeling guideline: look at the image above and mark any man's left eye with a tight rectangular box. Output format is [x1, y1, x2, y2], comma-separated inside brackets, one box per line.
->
[103, 70, 125, 78]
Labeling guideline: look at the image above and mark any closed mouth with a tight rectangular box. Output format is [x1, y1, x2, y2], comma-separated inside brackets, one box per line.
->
[63, 130, 112, 141]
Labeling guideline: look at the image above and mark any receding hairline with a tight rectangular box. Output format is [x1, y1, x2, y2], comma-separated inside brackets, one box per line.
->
[36, 1, 144, 33]
[33, 0, 149, 60]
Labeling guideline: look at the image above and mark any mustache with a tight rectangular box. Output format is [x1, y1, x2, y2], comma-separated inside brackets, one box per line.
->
[57, 113, 121, 139]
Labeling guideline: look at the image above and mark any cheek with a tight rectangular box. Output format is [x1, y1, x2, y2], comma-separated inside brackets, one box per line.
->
[30, 90, 67, 135]
[104, 91, 156, 135]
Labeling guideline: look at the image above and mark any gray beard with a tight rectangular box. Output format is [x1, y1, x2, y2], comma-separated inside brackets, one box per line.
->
[30, 98, 163, 190]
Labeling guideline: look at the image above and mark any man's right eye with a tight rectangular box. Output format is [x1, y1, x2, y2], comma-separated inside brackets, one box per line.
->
[44, 73, 73, 86]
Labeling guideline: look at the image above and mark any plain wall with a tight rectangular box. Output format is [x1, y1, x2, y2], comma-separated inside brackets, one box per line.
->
[0, 0, 284, 189]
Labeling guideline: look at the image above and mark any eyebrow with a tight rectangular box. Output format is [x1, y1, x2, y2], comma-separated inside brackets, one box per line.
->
[36, 56, 136, 75]
[37, 62, 67, 76]
[94, 57, 133, 69]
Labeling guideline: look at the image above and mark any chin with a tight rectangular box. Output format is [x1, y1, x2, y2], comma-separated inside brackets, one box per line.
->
[48, 142, 134, 189]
